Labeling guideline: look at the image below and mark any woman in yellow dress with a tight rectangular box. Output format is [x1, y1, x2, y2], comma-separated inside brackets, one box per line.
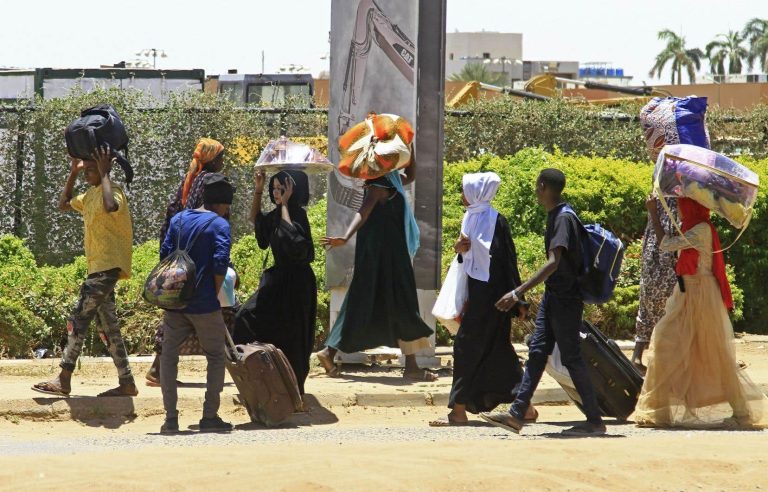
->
[635, 196, 767, 428]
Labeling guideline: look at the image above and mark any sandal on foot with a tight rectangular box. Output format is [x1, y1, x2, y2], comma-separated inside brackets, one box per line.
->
[31, 381, 70, 397]
[315, 351, 340, 377]
[404, 370, 438, 382]
[429, 417, 468, 427]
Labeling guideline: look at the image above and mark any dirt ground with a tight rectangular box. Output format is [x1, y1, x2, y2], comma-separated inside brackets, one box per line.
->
[1, 337, 766, 491]
[1, 404, 766, 492]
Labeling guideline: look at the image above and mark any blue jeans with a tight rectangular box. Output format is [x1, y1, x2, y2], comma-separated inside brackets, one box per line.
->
[510, 291, 603, 424]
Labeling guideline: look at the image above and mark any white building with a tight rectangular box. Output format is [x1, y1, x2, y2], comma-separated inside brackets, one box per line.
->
[446, 31, 524, 85]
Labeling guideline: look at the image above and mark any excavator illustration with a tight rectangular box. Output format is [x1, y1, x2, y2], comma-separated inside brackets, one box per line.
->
[331, 0, 416, 211]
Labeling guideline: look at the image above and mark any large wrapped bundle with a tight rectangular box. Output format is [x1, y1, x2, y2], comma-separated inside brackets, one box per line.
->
[254, 136, 333, 174]
[640, 97, 709, 160]
[654, 144, 759, 229]
[338, 113, 414, 180]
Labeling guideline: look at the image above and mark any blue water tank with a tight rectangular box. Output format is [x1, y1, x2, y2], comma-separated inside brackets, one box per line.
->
[607, 68, 616, 77]
[617, 68, 624, 77]
[597, 68, 606, 76]
[578, 68, 586, 77]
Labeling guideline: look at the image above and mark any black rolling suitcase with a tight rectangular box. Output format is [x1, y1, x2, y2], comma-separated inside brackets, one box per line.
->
[545, 320, 644, 421]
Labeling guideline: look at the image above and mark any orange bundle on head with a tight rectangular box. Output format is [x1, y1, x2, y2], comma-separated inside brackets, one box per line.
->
[338, 113, 414, 180]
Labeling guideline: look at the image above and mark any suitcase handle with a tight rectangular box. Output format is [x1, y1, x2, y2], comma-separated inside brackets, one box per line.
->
[224, 327, 242, 363]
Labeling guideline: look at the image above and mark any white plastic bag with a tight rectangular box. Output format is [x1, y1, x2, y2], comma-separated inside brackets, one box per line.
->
[431, 256, 469, 336]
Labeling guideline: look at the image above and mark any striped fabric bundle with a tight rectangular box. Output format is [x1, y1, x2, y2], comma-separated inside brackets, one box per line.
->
[338, 113, 414, 180]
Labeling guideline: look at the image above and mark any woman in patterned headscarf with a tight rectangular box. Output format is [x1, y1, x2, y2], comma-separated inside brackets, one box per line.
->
[147, 138, 226, 385]
[158, 138, 226, 242]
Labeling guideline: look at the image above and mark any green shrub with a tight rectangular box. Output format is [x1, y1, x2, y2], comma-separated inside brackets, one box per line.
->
[717, 157, 768, 332]
[0, 298, 47, 358]
[443, 98, 768, 163]
[115, 241, 163, 354]
[0, 235, 36, 269]
[441, 149, 754, 338]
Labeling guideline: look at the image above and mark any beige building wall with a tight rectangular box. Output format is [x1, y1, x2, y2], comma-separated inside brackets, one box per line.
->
[564, 83, 768, 109]
[319, 80, 767, 109]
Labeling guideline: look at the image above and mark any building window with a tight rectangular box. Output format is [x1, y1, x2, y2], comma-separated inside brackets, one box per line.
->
[482, 52, 491, 59]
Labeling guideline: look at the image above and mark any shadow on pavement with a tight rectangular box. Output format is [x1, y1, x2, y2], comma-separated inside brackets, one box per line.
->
[32, 396, 137, 429]
[234, 394, 339, 431]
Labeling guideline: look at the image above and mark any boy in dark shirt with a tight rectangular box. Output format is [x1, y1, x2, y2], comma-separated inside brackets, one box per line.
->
[481, 168, 606, 436]
[158, 173, 234, 434]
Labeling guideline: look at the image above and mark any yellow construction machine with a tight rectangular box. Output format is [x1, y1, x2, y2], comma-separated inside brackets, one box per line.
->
[448, 74, 671, 108]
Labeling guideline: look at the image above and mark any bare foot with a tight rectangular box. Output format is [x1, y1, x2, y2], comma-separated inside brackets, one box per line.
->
[98, 382, 139, 397]
[524, 405, 539, 422]
[429, 415, 469, 427]
[403, 369, 438, 382]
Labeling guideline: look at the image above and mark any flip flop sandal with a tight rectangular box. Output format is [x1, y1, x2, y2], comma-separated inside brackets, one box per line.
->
[31, 383, 70, 397]
[429, 418, 468, 427]
[315, 351, 341, 378]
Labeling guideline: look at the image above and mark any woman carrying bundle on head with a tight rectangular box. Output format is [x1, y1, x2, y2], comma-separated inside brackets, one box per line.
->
[146, 138, 226, 385]
[635, 196, 767, 429]
[430, 172, 535, 427]
[316, 154, 436, 382]
[232, 170, 317, 396]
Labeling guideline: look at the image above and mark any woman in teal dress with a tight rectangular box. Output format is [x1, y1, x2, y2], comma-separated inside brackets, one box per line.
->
[318, 159, 436, 381]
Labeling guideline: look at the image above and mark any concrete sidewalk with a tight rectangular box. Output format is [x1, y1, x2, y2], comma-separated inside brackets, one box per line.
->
[1, 336, 766, 422]
[0, 352, 569, 422]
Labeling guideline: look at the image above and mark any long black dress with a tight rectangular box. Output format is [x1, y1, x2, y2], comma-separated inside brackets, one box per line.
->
[232, 206, 317, 394]
[448, 214, 525, 413]
[325, 177, 433, 353]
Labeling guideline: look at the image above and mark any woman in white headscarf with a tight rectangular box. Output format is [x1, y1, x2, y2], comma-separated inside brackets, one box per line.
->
[430, 172, 536, 426]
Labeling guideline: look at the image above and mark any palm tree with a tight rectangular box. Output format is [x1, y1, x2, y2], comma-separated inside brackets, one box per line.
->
[649, 30, 704, 85]
[449, 63, 506, 86]
[743, 18, 768, 73]
[706, 31, 749, 75]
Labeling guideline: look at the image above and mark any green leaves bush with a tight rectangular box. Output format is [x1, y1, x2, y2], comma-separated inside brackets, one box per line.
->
[0, 298, 47, 358]
[0, 197, 331, 357]
[441, 149, 751, 340]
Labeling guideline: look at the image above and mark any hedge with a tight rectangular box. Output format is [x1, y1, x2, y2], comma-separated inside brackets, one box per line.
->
[440, 149, 752, 340]
[0, 195, 331, 358]
[3, 149, 765, 358]
[2, 89, 767, 265]
[0, 88, 326, 265]
[443, 98, 768, 163]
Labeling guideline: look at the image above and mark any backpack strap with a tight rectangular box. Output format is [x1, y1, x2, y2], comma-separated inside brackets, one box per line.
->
[175, 213, 219, 253]
[185, 214, 220, 252]
[556, 204, 589, 274]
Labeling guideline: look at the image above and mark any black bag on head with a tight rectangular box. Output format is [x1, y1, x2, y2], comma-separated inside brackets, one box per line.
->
[65, 104, 134, 184]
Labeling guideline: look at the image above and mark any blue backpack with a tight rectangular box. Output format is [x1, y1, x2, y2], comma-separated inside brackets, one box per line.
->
[560, 205, 624, 305]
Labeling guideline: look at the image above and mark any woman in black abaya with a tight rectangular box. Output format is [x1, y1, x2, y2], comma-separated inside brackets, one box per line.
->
[233, 170, 317, 395]
[430, 172, 536, 426]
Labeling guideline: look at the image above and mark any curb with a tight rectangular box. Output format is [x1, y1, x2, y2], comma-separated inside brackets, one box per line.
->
[0, 388, 573, 421]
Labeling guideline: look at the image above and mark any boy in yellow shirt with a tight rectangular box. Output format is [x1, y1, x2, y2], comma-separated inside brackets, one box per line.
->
[33, 146, 136, 397]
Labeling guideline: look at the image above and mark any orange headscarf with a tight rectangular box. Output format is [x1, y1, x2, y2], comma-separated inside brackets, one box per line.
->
[181, 138, 225, 207]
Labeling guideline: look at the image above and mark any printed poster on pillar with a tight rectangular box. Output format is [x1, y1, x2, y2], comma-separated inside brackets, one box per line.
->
[328, 0, 444, 290]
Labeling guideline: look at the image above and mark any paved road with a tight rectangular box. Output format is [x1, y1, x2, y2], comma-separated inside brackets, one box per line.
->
[2, 417, 763, 457]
